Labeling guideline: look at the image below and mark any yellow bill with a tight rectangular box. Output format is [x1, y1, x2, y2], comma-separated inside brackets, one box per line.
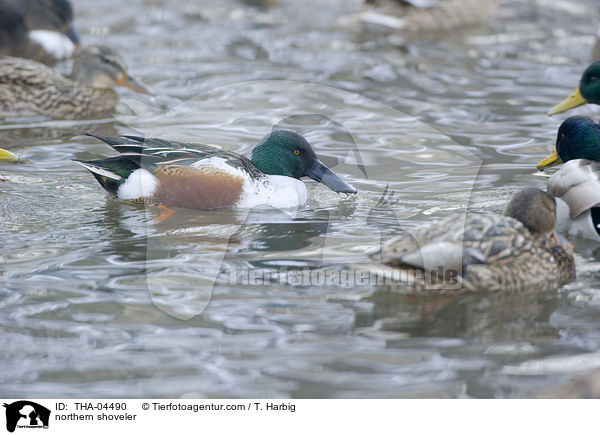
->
[116, 73, 153, 96]
[548, 87, 587, 116]
[536, 148, 562, 170]
[0, 148, 18, 162]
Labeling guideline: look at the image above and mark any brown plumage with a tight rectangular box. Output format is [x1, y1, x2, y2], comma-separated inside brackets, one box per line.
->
[363, 0, 497, 32]
[153, 166, 245, 210]
[0, 57, 118, 119]
[0, 45, 149, 120]
[367, 189, 575, 293]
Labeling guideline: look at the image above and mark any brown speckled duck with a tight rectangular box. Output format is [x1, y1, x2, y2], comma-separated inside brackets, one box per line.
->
[0, 0, 80, 64]
[361, 0, 497, 32]
[0, 45, 150, 120]
[368, 188, 575, 293]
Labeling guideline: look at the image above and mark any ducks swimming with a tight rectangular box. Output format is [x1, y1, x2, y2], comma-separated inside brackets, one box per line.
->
[75, 130, 356, 210]
[372, 188, 575, 292]
[538, 117, 600, 240]
[0, 45, 150, 120]
[0, 0, 80, 63]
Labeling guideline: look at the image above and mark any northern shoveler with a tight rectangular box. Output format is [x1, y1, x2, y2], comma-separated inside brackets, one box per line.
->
[75, 130, 357, 210]
[0, 45, 150, 120]
[370, 188, 575, 292]
[548, 61, 600, 116]
[537, 116, 600, 240]
[0, 0, 80, 63]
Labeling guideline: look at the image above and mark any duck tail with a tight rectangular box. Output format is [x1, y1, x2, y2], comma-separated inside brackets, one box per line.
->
[85, 132, 148, 154]
[73, 156, 141, 196]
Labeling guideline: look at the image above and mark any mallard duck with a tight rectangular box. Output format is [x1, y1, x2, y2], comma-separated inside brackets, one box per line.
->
[537, 116, 600, 239]
[537, 117, 600, 168]
[360, 0, 497, 32]
[0, 45, 150, 120]
[0, 147, 19, 181]
[0, 0, 80, 64]
[75, 130, 357, 210]
[370, 188, 575, 292]
[548, 62, 600, 116]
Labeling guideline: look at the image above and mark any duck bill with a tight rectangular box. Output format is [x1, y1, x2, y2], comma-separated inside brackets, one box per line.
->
[117, 74, 153, 96]
[548, 87, 588, 116]
[66, 26, 80, 46]
[306, 160, 356, 194]
[536, 148, 562, 170]
[0, 148, 18, 162]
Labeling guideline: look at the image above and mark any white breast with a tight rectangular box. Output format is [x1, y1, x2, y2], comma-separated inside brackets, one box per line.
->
[192, 157, 308, 209]
[237, 175, 307, 209]
[556, 198, 600, 241]
[28, 30, 75, 59]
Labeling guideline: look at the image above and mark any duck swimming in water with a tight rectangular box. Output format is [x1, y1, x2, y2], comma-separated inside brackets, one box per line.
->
[0, 45, 150, 120]
[0, 0, 80, 63]
[369, 188, 575, 292]
[360, 0, 497, 33]
[75, 130, 357, 210]
[538, 116, 600, 240]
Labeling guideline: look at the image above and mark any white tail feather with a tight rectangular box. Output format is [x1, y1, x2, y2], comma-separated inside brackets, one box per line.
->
[74, 161, 121, 181]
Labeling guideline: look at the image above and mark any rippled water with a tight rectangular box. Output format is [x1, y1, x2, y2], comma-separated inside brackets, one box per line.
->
[1, 0, 600, 398]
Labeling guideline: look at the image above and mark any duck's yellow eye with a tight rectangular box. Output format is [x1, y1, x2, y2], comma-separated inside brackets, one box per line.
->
[293, 149, 300, 155]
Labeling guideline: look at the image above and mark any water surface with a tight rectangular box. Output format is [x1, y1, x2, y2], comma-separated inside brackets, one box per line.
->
[1, 0, 600, 398]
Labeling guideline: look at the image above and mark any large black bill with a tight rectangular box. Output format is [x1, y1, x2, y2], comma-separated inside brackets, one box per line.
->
[306, 160, 357, 194]
[66, 26, 80, 45]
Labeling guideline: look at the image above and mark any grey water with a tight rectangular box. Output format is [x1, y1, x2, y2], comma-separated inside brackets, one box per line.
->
[1, 0, 600, 398]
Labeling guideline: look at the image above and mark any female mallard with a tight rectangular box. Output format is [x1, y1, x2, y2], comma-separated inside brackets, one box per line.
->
[0, 0, 80, 63]
[0, 45, 149, 120]
[0, 147, 18, 181]
[537, 116, 600, 239]
[370, 188, 575, 292]
[360, 0, 497, 32]
[75, 130, 357, 210]
[548, 61, 600, 116]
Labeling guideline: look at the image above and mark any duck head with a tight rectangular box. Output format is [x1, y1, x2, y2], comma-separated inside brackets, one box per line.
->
[537, 116, 600, 169]
[549, 61, 600, 115]
[251, 130, 357, 194]
[504, 188, 556, 236]
[71, 45, 151, 95]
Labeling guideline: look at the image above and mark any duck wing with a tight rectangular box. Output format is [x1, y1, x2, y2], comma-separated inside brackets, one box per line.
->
[375, 214, 529, 275]
[85, 133, 263, 178]
[547, 159, 600, 219]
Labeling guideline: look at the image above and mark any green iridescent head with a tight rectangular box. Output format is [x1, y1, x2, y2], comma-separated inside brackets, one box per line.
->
[251, 130, 356, 194]
[537, 116, 600, 170]
[549, 61, 600, 115]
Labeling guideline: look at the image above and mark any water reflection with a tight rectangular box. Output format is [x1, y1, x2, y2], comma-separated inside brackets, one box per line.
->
[359, 288, 559, 342]
[1, 0, 600, 398]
